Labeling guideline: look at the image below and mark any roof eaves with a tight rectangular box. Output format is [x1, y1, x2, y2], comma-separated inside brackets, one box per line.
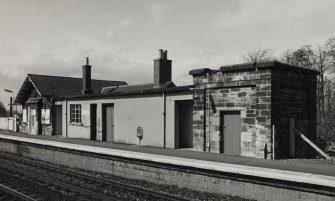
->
[27, 74, 43, 97]
[54, 85, 193, 100]
[189, 68, 211, 76]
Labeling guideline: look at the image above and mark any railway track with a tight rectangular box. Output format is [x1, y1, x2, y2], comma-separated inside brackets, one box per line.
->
[0, 152, 190, 201]
[0, 183, 37, 201]
[0, 162, 108, 200]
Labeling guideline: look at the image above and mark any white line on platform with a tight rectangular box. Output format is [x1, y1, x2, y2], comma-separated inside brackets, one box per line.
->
[1, 134, 335, 188]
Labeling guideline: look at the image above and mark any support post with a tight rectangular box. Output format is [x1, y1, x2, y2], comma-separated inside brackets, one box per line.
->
[9, 97, 13, 117]
[272, 125, 275, 160]
[290, 118, 295, 157]
[208, 90, 210, 152]
[163, 92, 166, 148]
[295, 128, 331, 160]
[203, 89, 206, 152]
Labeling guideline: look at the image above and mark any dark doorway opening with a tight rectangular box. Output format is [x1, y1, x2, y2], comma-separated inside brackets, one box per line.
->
[53, 105, 63, 135]
[90, 104, 97, 140]
[102, 103, 114, 142]
[220, 111, 241, 155]
[175, 100, 193, 148]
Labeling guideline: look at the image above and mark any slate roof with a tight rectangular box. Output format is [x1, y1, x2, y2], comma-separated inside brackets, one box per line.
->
[14, 74, 127, 104]
[101, 81, 175, 94]
[25, 97, 42, 104]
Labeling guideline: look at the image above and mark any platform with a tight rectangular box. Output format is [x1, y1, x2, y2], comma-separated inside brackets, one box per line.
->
[0, 130, 335, 187]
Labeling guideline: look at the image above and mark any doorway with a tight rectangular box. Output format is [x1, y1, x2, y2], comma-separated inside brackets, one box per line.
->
[220, 111, 241, 155]
[53, 105, 62, 135]
[102, 104, 114, 142]
[29, 108, 37, 134]
[90, 104, 97, 140]
[175, 100, 193, 148]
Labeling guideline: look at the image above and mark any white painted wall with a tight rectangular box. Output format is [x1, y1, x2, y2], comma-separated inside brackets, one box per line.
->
[0, 117, 9, 130]
[114, 96, 164, 146]
[62, 93, 192, 148]
[67, 101, 91, 139]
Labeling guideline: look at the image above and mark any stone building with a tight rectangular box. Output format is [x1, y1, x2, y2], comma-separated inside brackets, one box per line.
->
[189, 61, 319, 159]
[14, 52, 319, 159]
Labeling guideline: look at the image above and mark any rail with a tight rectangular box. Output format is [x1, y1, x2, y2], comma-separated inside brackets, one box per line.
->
[0, 152, 190, 201]
[0, 183, 37, 201]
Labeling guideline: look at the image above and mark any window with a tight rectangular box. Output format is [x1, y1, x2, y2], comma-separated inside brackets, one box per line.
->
[41, 109, 50, 124]
[30, 109, 36, 127]
[22, 109, 27, 123]
[70, 104, 81, 123]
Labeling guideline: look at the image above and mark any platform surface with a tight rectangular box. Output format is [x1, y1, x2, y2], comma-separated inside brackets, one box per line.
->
[1, 130, 335, 188]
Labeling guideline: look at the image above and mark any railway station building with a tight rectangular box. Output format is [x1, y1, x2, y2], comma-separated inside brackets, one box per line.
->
[13, 50, 319, 159]
[14, 69, 127, 136]
[15, 50, 194, 149]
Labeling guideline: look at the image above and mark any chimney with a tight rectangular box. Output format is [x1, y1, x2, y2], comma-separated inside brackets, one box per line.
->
[81, 57, 93, 95]
[154, 49, 172, 86]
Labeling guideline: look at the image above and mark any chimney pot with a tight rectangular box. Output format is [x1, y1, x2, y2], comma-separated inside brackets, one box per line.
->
[154, 49, 172, 86]
[158, 49, 164, 59]
[163, 50, 167, 59]
[81, 57, 93, 95]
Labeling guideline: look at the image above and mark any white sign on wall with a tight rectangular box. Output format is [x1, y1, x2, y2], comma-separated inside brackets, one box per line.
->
[41, 109, 50, 124]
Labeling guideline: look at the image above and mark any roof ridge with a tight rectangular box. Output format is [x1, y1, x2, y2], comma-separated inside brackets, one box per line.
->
[27, 73, 126, 83]
[118, 83, 154, 87]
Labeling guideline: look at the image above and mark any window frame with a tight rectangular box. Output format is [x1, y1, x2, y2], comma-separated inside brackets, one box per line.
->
[41, 108, 51, 124]
[70, 104, 82, 123]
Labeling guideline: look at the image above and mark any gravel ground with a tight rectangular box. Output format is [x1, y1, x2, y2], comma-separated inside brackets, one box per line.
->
[1, 151, 255, 201]
[0, 168, 85, 201]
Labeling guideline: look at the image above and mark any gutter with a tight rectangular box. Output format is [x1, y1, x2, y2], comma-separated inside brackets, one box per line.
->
[203, 89, 206, 152]
[65, 98, 68, 138]
[163, 92, 166, 148]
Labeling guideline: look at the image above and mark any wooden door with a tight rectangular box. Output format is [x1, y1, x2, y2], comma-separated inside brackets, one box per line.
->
[90, 104, 97, 140]
[54, 105, 62, 135]
[29, 108, 37, 134]
[102, 104, 114, 142]
[220, 111, 241, 155]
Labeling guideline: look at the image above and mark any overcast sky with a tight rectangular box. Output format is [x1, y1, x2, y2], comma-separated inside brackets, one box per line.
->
[1, 0, 335, 108]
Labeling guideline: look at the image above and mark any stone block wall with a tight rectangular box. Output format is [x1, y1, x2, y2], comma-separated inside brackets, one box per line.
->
[192, 68, 272, 159]
[271, 68, 318, 159]
[190, 62, 319, 159]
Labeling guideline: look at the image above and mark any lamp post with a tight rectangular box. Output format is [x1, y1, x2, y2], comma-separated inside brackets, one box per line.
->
[4, 89, 14, 116]
[4, 89, 15, 132]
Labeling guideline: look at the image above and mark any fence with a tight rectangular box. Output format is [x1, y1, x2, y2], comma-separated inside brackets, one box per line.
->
[0, 117, 9, 130]
[0, 117, 17, 131]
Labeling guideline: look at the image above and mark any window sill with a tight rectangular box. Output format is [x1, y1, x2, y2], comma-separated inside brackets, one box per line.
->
[69, 122, 83, 126]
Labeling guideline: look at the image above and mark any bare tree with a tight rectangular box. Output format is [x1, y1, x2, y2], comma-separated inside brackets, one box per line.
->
[279, 50, 294, 65]
[241, 47, 273, 63]
[280, 38, 335, 143]
[0, 102, 8, 117]
[281, 40, 335, 113]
